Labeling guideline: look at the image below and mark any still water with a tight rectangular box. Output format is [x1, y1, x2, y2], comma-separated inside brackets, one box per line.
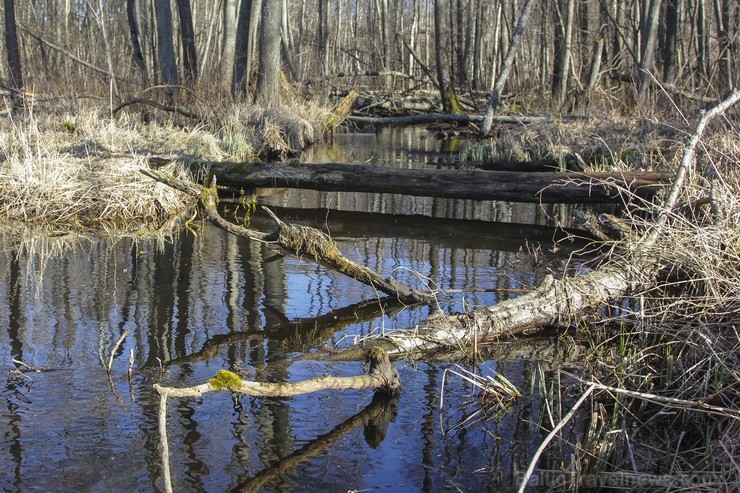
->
[1, 127, 585, 492]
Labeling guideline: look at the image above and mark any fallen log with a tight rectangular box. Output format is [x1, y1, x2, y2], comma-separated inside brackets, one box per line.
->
[188, 161, 671, 204]
[346, 113, 585, 126]
[346, 89, 740, 357]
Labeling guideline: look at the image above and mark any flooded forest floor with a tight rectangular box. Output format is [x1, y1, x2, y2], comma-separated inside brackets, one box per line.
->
[1, 93, 739, 492]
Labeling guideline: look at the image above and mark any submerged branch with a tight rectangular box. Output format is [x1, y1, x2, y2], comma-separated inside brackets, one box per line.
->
[232, 392, 397, 492]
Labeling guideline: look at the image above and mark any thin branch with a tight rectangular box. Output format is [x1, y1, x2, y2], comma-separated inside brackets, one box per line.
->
[17, 21, 132, 83]
[107, 329, 131, 373]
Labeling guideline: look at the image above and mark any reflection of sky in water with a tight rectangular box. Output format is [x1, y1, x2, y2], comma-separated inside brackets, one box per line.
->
[0, 197, 570, 491]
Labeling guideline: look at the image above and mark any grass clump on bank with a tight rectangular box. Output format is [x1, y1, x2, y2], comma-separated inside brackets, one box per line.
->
[0, 112, 201, 233]
[0, 98, 335, 234]
[461, 112, 682, 172]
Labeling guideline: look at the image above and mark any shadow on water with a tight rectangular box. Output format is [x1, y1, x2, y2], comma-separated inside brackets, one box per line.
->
[0, 127, 591, 492]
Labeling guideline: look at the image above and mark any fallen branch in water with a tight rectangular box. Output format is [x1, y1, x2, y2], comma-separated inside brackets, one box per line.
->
[154, 347, 400, 493]
[336, 89, 740, 357]
[154, 346, 400, 399]
[141, 168, 433, 304]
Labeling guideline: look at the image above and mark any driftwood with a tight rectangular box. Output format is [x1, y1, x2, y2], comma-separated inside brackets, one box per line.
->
[186, 160, 671, 204]
[155, 346, 400, 399]
[141, 169, 433, 304]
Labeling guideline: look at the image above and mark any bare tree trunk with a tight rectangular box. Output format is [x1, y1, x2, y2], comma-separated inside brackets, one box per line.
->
[636, 0, 662, 102]
[585, 33, 604, 96]
[696, 0, 708, 80]
[175, 0, 197, 86]
[153, 0, 179, 101]
[280, 0, 297, 80]
[233, 0, 261, 97]
[479, 0, 537, 137]
[127, 0, 148, 86]
[662, 0, 680, 84]
[471, 0, 485, 90]
[256, 0, 282, 106]
[552, 0, 575, 109]
[4, 0, 24, 111]
[318, 0, 329, 74]
[220, 0, 237, 92]
[714, 0, 733, 92]
[434, 0, 452, 112]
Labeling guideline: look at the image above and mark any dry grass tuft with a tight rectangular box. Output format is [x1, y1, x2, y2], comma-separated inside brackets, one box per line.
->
[233, 102, 333, 158]
[0, 111, 196, 233]
[462, 111, 685, 171]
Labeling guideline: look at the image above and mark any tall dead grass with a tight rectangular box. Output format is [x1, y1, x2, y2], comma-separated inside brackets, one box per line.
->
[564, 117, 740, 491]
[0, 110, 200, 233]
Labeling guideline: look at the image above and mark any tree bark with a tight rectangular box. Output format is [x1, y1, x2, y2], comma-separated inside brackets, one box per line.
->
[126, 0, 148, 86]
[479, 0, 538, 136]
[255, 0, 282, 106]
[4, 0, 24, 111]
[661, 0, 680, 84]
[233, 0, 262, 97]
[220, 0, 237, 93]
[181, 161, 671, 204]
[175, 0, 197, 85]
[636, 0, 662, 102]
[552, 0, 575, 109]
[153, 0, 179, 101]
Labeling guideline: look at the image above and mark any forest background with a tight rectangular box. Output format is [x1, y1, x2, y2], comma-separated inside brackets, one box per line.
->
[1, 0, 737, 115]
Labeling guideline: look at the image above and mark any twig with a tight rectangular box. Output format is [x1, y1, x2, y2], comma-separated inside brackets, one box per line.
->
[158, 389, 173, 493]
[588, 381, 740, 419]
[648, 88, 740, 241]
[517, 384, 595, 493]
[107, 330, 131, 373]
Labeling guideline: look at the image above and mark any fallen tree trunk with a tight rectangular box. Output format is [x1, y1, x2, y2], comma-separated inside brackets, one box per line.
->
[353, 89, 740, 357]
[346, 113, 585, 126]
[186, 161, 671, 204]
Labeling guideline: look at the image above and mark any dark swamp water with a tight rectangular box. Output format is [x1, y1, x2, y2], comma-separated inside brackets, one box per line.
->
[1, 128, 590, 492]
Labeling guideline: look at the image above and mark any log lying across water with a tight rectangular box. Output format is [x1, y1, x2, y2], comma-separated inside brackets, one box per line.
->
[187, 161, 672, 204]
